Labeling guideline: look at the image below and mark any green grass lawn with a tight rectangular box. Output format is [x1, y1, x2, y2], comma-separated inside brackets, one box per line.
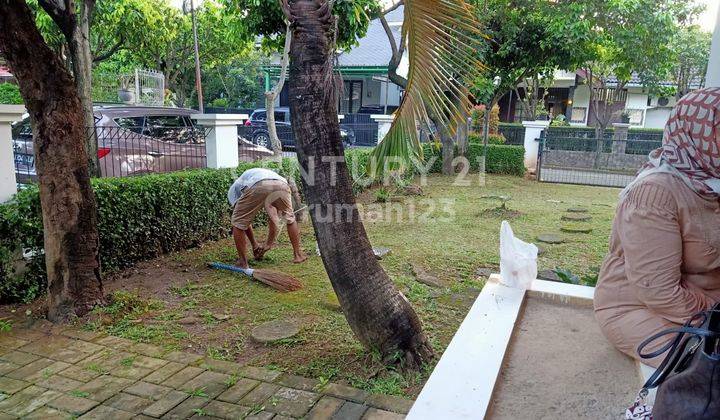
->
[83, 174, 621, 397]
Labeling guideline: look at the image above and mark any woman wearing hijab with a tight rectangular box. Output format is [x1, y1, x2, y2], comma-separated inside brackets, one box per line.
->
[594, 87, 720, 367]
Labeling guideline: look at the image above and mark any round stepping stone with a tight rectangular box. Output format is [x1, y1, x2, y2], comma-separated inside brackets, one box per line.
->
[250, 320, 300, 343]
[561, 225, 593, 234]
[561, 213, 592, 222]
[537, 245, 546, 256]
[566, 207, 589, 213]
[537, 233, 564, 244]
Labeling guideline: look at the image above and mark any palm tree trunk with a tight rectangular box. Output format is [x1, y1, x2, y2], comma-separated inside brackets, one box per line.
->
[287, 0, 433, 367]
[0, 0, 103, 322]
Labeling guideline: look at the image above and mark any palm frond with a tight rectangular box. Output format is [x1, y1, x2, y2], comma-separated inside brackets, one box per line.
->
[368, 0, 484, 178]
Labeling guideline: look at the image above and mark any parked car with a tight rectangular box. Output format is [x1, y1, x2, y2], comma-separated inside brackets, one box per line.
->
[357, 104, 399, 115]
[12, 106, 272, 183]
[243, 107, 355, 149]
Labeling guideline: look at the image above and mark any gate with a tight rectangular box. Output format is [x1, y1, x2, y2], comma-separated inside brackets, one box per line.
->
[537, 131, 661, 188]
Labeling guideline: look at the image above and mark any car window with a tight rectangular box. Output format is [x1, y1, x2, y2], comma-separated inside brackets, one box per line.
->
[114, 117, 145, 134]
[143, 115, 205, 145]
[146, 115, 186, 128]
[12, 119, 32, 138]
[253, 111, 267, 122]
[274, 112, 286, 122]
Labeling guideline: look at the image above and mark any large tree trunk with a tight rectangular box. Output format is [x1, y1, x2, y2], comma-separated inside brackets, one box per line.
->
[69, 0, 99, 177]
[0, 0, 103, 321]
[287, 0, 433, 367]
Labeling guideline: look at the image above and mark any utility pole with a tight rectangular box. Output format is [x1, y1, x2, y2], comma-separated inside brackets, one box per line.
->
[190, 0, 204, 112]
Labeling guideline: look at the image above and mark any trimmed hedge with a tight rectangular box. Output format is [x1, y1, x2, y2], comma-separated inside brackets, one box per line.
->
[0, 144, 523, 303]
[422, 143, 525, 176]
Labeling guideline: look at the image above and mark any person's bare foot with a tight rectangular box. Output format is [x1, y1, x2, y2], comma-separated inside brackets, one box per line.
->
[293, 252, 308, 264]
[235, 258, 249, 269]
[254, 243, 275, 260]
[253, 246, 265, 261]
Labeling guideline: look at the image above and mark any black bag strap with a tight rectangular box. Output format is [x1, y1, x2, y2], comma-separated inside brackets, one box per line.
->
[637, 311, 720, 390]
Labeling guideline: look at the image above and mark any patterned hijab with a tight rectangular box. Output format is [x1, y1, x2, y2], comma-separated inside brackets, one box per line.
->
[636, 87, 720, 200]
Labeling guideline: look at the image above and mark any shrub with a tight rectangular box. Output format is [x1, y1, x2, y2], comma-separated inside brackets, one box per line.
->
[421, 143, 525, 176]
[470, 104, 500, 135]
[0, 159, 293, 303]
[0, 83, 22, 105]
[468, 133, 506, 145]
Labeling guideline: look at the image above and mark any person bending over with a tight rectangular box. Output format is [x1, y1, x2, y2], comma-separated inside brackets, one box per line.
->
[594, 87, 720, 367]
[228, 167, 308, 269]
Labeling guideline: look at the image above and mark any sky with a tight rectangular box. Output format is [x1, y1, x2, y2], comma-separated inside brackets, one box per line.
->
[697, 0, 719, 32]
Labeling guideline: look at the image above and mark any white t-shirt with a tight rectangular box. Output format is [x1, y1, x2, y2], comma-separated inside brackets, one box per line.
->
[227, 168, 286, 206]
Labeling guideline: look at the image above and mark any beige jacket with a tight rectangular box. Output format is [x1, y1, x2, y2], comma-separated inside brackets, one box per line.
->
[594, 172, 720, 367]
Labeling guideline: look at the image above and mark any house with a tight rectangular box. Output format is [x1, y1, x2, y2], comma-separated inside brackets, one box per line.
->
[497, 71, 702, 129]
[263, 6, 406, 114]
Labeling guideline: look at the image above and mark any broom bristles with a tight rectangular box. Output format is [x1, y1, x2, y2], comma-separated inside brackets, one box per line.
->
[252, 269, 303, 292]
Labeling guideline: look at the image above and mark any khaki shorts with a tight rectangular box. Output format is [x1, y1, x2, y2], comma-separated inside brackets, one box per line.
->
[231, 180, 295, 230]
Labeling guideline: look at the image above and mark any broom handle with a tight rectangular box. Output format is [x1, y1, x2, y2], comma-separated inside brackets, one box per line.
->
[208, 262, 255, 277]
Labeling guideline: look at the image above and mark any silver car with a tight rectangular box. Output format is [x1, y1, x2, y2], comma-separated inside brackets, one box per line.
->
[13, 106, 273, 182]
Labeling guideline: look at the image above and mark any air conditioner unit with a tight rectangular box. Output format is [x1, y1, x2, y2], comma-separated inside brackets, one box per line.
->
[650, 96, 671, 107]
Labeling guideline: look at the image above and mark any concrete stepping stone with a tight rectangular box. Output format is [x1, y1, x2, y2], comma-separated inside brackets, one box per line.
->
[561, 213, 592, 222]
[250, 320, 300, 343]
[538, 269, 562, 282]
[411, 264, 445, 288]
[373, 247, 392, 259]
[566, 207, 589, 213]
[537, 233, 564, 244]
[560, 225, 593, 234]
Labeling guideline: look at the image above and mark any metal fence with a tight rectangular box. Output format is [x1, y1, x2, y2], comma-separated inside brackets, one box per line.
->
[237, 117, 380, 150]
[537, 134, 661, 188]
[498, 124, 525, 145]
[13, 125, 271, 184]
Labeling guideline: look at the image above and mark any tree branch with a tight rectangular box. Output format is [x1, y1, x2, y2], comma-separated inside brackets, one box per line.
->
[380, 15, 398, 58]
[92, 35, 124, 63]
[382, 0, 403, 15]
[38, 0, 76, 38]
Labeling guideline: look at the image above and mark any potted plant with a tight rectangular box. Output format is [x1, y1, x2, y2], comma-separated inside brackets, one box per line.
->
[620, 111, 631, 124]
[118, 77, 135, 104]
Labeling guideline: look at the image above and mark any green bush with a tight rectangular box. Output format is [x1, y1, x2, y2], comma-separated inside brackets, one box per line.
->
[468, 133, 506, 145]
[0, 159, 295, 303]
[0, 83, 22, 104]
[422, 143, 525, 176]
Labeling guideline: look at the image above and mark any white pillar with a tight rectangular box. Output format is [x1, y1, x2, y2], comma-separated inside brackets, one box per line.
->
[191, 114, 247, 169]
[521, 120, 550, 174]
[707, 5, 720, 88]
[0, 105, 26, 203]
[371, 114, 395, 144]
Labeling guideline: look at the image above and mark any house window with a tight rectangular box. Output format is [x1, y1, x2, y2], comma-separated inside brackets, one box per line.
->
[626, 109, 645, 126]
[340, 81, 363, 114]
[570, 107, 587, 124]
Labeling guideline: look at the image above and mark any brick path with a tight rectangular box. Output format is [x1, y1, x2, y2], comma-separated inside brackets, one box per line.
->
[0, 320, 411, 419]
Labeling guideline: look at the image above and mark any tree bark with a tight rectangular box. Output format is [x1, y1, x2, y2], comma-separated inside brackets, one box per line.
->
[0, 0, 104, 322]
[71, 0, 99, 177]
[287, 0, 433, 368]
[39, 0, 100, 177]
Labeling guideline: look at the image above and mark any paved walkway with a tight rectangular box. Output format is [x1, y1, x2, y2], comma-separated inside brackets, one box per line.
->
[0, 319, 411, 419]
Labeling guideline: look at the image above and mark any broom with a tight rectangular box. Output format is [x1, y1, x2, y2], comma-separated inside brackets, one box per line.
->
[208, 262, 302, 292]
